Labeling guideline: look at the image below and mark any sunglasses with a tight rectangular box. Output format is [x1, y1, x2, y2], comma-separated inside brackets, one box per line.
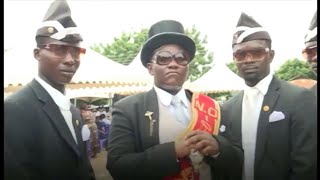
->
[39, 44, 86, 60]
[233, 48, 270, 63]
[302, 46, 317, 60]
[152, 50, 191, 66]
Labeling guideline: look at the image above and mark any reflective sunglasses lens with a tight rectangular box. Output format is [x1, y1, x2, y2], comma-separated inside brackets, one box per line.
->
[174, 52, 190, 65]
[251, 49, 267, 59]
[156, 51, 173, 65]
[49, 44, 68, 58]
[233, 51, 246, 61]
[302, 47, 317, 59]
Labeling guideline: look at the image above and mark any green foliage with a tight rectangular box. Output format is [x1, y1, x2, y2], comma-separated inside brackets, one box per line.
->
[274, 58, 316, 81]
[185, 25, 214, 82]
[91, 25, 213, 81]
[91, 29, 148, 65]
[226, 61, 239, 75]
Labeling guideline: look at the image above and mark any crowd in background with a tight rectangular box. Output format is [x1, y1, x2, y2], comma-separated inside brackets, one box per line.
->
[79, 103, 112, 158]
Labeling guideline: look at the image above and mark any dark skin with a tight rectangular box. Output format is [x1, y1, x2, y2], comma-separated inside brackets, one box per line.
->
[33, 38, 82, 93]
[147, 44, 220, 158]
[147, 44, 189, 95]
[305, 41, 317, 76]
[233, 40, 275, 87]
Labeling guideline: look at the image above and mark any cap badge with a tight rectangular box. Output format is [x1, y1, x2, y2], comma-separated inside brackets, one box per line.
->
[47, 27, 54, 34]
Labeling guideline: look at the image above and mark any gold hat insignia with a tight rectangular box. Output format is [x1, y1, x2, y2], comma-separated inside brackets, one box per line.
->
[47, 27, 54, 33]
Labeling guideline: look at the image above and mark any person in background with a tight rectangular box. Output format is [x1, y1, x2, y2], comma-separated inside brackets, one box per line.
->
[302, 10, 317, 96]
[221, 12, 317, 180]
[4, 1, 95, 179]
[100, 113, 111, 125]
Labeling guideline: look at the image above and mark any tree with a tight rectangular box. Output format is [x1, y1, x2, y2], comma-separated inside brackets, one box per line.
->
[91, 29, 148, 65]
[226, 61, 239, 75]
[274, 58, 316, 81]
[91, 25, 214, 81]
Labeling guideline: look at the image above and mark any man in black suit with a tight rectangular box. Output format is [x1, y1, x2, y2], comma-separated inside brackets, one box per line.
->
[302, 10, 317, 96]
[106, 20, 243, 180]
[4, 1, 95, 179]
[221, 12, 317, 180]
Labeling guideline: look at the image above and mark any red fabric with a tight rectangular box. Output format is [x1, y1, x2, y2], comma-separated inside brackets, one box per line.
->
[163, 93, 220, 180]
[162, 158, 199, 180]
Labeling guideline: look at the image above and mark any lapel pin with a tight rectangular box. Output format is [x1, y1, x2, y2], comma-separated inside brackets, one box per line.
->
[145, 111, 156, 136]
[75, 120, 79, 126]
[263, 105, 269, 112]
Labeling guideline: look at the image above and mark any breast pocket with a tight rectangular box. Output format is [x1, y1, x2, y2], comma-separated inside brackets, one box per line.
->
[266, 117, 290, 163]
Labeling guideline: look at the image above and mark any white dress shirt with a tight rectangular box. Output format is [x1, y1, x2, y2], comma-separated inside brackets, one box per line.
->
[35, 76, 78, 144]
[153, 85, 191, 125]
[241, 73, 273, 180]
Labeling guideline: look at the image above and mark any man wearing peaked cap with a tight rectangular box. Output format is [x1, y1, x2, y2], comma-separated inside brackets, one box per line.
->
[4, 1, 95, 180]
[107, 19, 242, 180]
[221, 12, 317, 180]
[302, 10, 317, 96]
[35, 0, 83, 46]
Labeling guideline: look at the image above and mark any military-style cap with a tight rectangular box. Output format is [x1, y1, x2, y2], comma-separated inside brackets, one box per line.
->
[232, 12, 271, 46]
[305, 10, 317, 43]
[35, 0, 83, 45]
[140, 20, 196, 68]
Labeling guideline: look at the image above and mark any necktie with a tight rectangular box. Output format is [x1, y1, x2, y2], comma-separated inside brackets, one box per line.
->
[242, 88, 260, 180]
[171, 96, 189, 127]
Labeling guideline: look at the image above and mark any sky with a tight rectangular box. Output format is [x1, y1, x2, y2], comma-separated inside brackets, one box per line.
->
[4, 0, 317, 71]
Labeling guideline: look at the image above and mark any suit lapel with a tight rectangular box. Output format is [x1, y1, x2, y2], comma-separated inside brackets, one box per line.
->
[70, 105, 84, 156]
[29, 79, 80, 156]
[141, 88, 160, 148]
[233, 92, 244, 144]
[141, 89, 193, 149]
[227, 92, 244, 145]
[255, 76, 280, 165]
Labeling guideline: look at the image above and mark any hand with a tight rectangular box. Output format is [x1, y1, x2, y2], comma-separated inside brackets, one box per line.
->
[174, 139, 194, 158]
[184, 130, 220, 156]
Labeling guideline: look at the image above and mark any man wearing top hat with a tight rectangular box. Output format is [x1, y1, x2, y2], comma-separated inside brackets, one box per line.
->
[4, 0, 95, 179]
[302, 10, 317, 96]
[107, 20, 243, 180]
[221, 12, 317, 180]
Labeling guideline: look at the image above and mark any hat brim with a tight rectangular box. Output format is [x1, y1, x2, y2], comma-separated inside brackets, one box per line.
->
[141, 33, 196, 67]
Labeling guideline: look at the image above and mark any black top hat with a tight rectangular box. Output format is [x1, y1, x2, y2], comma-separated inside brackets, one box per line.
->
[140, 20, 196, 68]
[35, 0, 83, 45]
[232, 12, 271, 46]
[305, 10, 317, 43]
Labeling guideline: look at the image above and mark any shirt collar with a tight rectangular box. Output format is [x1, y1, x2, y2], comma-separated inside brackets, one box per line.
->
[153, 85, 189, 107]
[35, 76, 71, 110]
[244, 73, 273, 96]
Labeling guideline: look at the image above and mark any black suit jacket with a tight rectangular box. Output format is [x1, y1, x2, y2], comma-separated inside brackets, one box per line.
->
[107, 88, 243, 180]
[4, 79, 95, 180]
[221, 76, 317, 180]
[311, 83, 317, 97]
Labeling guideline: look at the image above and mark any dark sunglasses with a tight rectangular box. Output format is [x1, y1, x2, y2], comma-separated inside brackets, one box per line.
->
[152, 50, 191, 66]
[233, 48, 270, 63]
[38, 44, 86, 60]
[302, 46, 317, 60]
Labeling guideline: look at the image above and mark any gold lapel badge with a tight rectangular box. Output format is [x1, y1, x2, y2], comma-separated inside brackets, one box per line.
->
[263, 105, 269, 112]
[75, 120, 79, 126]
[47, 27, 54, 33]
[145, 111, 156, 136]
